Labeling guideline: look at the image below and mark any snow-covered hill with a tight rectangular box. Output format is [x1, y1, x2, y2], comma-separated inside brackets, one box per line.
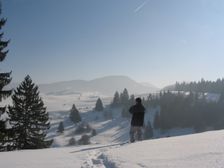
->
[47, 106, 195, 148]
[1, 129, 224, 168]
[47, 108, 130, 147]
[2, 88, 223, 168]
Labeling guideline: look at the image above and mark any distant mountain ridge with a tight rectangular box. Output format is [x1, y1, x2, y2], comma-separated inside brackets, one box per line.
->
[38, 76, 158, 96]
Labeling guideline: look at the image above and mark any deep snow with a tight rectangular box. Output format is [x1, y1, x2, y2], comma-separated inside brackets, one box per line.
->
[1, 91, 222, 167]
[1, 130, 224, 168]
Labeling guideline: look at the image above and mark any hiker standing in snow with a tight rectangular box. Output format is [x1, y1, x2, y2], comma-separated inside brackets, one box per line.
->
[129, 97, 145, 143]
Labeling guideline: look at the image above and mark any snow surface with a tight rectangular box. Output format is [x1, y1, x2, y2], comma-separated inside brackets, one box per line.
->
[46, 103, 195, 148]
[1, 130, 224, 168]
[40, 92, 112, 112]
[102, 130, 224, 168]
[0, 112, 10, 122]
[1, 91, 223, 167]
[47, 108, 131, 147]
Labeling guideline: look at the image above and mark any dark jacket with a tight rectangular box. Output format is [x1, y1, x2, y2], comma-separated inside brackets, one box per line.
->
[129, 103, 145, 126]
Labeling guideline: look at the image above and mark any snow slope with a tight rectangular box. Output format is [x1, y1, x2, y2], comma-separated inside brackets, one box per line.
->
[1, 130, 224, 168]
[47, 106, 195, 148]
[101, 130, 224, 168]
[47, 109, 131, 147]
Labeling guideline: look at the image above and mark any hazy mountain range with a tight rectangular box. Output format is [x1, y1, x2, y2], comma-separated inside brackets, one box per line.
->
[37, 76, 159, 96]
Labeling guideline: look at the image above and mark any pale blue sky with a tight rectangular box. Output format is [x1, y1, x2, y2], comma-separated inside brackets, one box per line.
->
[1, 0, 224, 87]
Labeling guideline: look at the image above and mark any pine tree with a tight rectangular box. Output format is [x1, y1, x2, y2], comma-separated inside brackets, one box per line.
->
[120, 88, 129, 107]
[57, 121, 64, 133]
[153, 111, 160, 129]
[69, 104, 81, 124]
[0, 4, 12, 151]
[129, 94, 135, 106]
[220, 93, 224, 103]
[95, 98, 104, 111]
[111, 91, 120, 107]
[8, 75, 52, 150]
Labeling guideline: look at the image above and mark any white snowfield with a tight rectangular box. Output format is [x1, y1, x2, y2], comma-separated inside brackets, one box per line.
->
[1, 130, 224, 168]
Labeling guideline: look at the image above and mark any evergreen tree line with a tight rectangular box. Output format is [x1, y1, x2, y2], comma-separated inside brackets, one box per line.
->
[174, 78, 224, 94]
[110, 88, 136, 117]
[110, 89, 154, 139]
[111, 88, 157, 111]
[152, 91, 224, 132]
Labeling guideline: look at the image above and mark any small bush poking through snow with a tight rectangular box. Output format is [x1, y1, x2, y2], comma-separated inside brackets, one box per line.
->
[78, 134, 90, 145]
[75, 122, 92, 135]
[68, 137, 76, 146]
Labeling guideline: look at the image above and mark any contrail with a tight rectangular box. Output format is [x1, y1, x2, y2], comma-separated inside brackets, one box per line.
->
[134, 0, 149, 13]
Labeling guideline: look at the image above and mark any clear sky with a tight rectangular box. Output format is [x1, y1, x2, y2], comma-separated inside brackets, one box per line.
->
[1, 0, 224, 88]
